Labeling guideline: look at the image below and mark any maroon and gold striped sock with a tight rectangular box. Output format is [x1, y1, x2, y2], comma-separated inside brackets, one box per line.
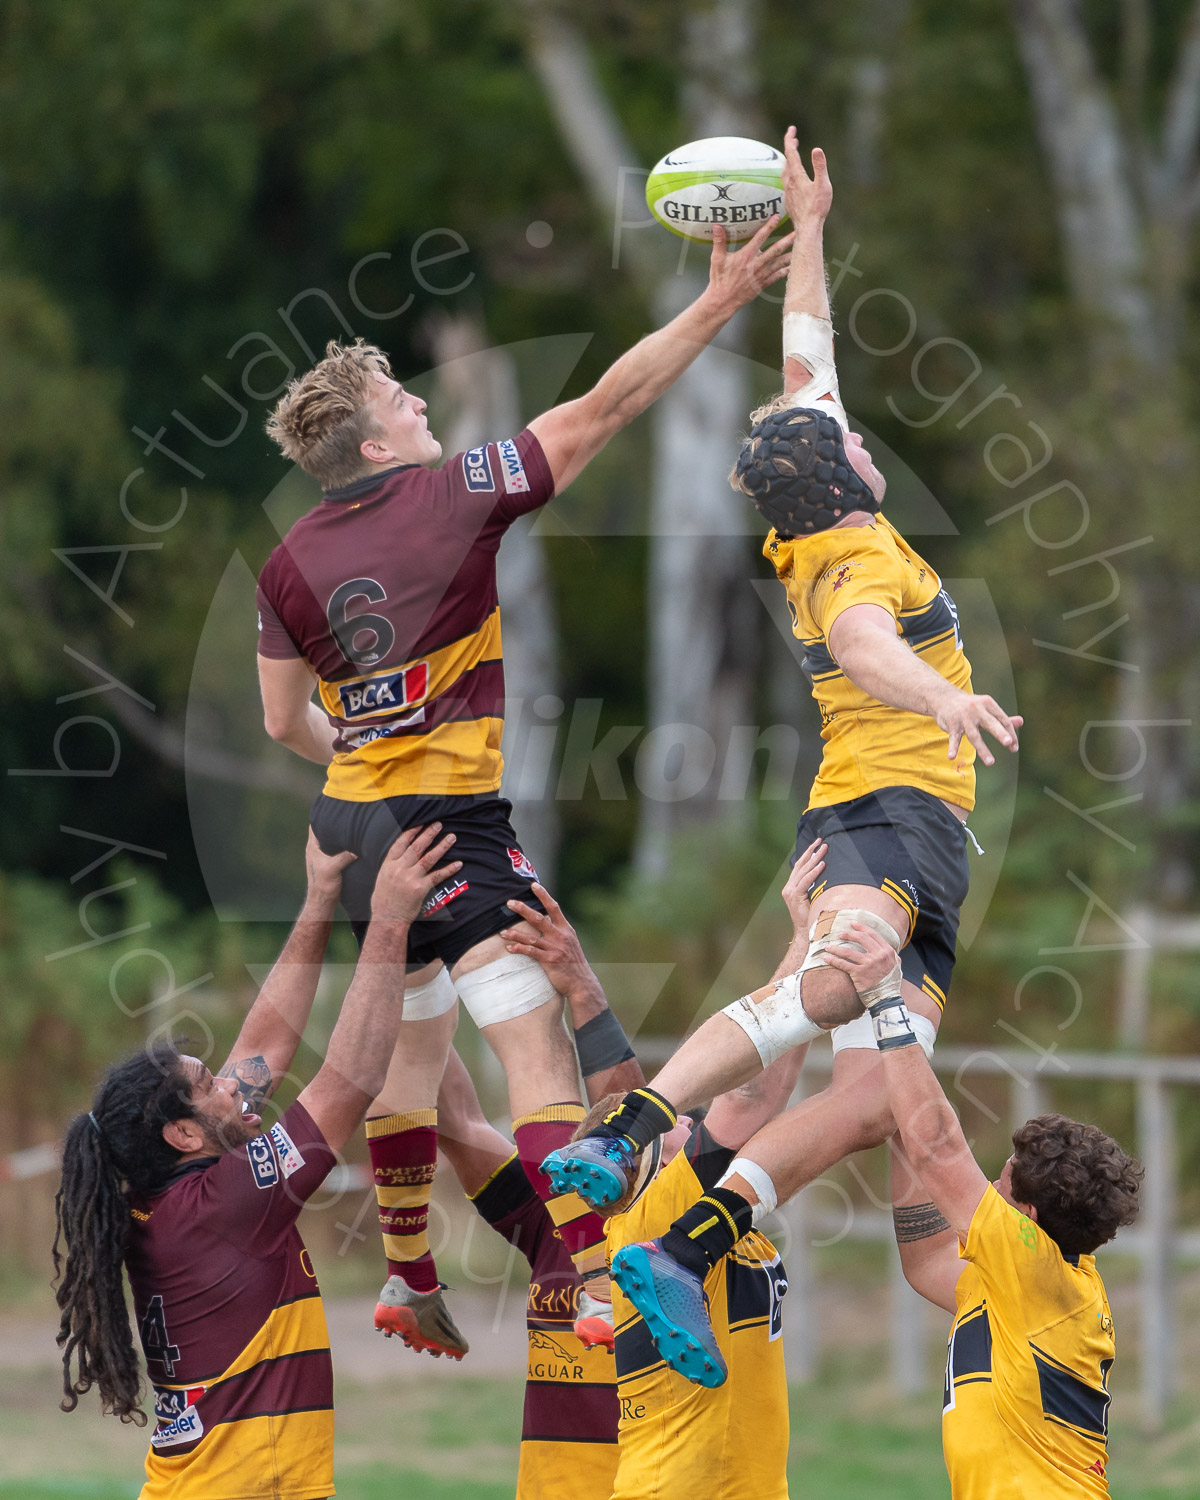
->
[366, 1109, 439, 1293]
[513, 1104, 610, 1290]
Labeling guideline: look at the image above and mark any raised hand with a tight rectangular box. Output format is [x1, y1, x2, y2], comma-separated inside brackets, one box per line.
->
[782, 839, 827, 937]
[304, 828, 357, 910]
[504, 882, 601, 1005]
[370, 824, 461, 924]
[781, 126, 832, 226]
[706, 217, 795, 312]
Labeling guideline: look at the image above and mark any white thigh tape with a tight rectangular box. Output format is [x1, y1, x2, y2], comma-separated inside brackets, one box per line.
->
[719, 1157, 778, 1227]
[830, 1008, 937, 1060]
[782, 311, 850, 433]
[722, 969, 823, 1068]
[454, 952, 558, 1029]
[401, 965, 458, 1022]
[798, 907, 902, 1006]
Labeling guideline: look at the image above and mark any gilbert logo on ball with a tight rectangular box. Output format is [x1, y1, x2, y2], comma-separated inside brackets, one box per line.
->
[646, 136, 785, 242]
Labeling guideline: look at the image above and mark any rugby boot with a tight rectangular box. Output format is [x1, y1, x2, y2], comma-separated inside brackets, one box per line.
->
[540, 1134, 639, 1208]
[610, 1239, 727, 1388]
[374, 1278, 469, 1360]
[574, 1286, 615, 1353]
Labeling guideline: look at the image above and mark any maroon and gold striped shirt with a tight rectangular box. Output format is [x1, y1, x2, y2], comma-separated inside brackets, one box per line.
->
[125, 1101, 336, 1500]
[256, 431, 554, 801]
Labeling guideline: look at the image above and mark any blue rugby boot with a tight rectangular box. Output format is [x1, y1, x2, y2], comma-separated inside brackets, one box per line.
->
[610, 1239, 727, 1388]
[540, 1134, 639, 1208]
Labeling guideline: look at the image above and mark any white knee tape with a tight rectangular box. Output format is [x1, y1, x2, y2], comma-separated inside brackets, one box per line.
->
[831, 1008, 937, 1060]
[722, 969, 823, 1069]
[454, 953, 558, 1029]
[402, 966, 459, 1022]
[782, 312, 850, 433]
[719, 1158, 778, 1227]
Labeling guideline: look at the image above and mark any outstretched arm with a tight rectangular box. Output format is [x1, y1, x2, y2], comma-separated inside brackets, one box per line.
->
[827, 605, 1022, 766]
[889, 1136, 964, 1314]
[504, 883, 645, 1098]
[824, 922, 990, 1238]
[217, 831, 355, 1113]
[299, 825, 461, 1153]
[779, 128, 834, 392]
[528, 219, 792, 492]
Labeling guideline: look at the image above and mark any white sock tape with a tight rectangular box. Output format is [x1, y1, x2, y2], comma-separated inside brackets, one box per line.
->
[401, 965, 458, 1022]
[454, 952, 558, 1029]
[722, 969, 823, 1068]
[719, 1157, 778, 1227]
[782, 311, 850, 433]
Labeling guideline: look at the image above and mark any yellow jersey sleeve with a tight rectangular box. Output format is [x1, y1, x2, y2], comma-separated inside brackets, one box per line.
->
[807, 529, 907, 641]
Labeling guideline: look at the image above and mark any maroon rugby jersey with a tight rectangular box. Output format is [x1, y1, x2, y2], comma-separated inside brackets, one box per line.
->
[257, 430, 554, 801]
[124, 1101, 337, 1500]
[471, 1156, 618, 1500]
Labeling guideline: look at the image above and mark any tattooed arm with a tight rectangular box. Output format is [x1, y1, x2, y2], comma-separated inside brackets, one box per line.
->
[888, 1136, 965, 1314]
[216, 830, 356, 1113]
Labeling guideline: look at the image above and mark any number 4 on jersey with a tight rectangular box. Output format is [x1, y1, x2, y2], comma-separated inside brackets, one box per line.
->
[140, 1295, 181, 1377]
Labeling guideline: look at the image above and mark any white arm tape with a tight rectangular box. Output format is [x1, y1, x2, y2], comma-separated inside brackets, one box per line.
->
[402, 965, 459, 1022]
[718, 1157, 778, 1227]
[722, 970, 823, 1068]
[453, 952, 559, 1029]
[782, 311, 850, 434]
[831, 1008, 937, 1061]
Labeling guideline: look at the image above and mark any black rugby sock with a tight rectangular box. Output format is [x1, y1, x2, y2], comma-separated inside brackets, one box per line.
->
[660, 1187, 753, 1280]
[592, 1087, 677, 1149]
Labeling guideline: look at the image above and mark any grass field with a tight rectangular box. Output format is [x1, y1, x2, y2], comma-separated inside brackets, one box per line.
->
[5, 1360, 1200, 1500]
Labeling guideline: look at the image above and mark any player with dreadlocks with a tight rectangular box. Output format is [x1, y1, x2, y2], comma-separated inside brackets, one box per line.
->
[52, 824, 457, 1500]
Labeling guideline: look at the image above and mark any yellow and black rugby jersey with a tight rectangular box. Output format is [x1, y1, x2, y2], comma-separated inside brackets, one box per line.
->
[764, 514, 977, 811]
[607, 1149, 789, 1500]
[124, 1102, 337, 1500]
[257, 430, 554, 801]
[470, 1156, 618, 1500]
[943, 1186, 1115, 1498]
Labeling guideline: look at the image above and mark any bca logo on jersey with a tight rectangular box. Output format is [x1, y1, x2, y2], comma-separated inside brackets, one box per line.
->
[247, 1133, 279, 1190]
[507, 847, 538, 880]
[154, 1384, 206, 1424]
[269, 1122, 306, 1179]
[462, 446, 495, 492]
[497, 438, 530, 495]
[338, 662, 429, 720]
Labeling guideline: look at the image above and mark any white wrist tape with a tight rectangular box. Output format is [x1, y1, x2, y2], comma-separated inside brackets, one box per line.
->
[401, 965, 459, 1022]
[719, 1158, 778, 1227]
[722, 969, 823, 1067]
[868, 997, 920, 1050]
[453, 952, 559, 1029]
[782, 311, 849, 433]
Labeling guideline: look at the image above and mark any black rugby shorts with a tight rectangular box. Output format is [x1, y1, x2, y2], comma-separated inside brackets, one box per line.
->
[792, 785, 971, 1011]
[310, 791, 545, 968]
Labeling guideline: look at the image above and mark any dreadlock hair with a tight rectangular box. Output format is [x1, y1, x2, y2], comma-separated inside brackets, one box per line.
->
[265, 337, 393, 489]
[52, 1042, 197, 1424]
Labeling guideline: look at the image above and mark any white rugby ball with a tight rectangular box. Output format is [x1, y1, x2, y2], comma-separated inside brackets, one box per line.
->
[646, 136, 785, 242]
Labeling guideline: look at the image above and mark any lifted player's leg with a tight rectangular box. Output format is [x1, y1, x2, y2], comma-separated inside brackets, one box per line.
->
[543, 896, 904, 1207]
[453, 929, 612, 1294]
[368, 969, 470, 1359]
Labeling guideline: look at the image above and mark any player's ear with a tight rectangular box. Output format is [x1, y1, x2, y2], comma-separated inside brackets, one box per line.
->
[163, 1116, 206, 1153]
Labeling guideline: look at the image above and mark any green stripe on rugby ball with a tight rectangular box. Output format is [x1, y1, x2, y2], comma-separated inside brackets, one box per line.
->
[647, 171, 785, 241]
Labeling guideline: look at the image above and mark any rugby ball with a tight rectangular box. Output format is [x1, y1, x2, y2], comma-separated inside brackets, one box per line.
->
[646, 136, 785, 242]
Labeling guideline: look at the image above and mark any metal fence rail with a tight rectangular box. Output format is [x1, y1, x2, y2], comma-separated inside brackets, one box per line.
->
[634, 1038, 1197, 1430]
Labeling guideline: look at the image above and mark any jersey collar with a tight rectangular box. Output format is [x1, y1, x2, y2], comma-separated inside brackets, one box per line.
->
[322, 464, 420, 504]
